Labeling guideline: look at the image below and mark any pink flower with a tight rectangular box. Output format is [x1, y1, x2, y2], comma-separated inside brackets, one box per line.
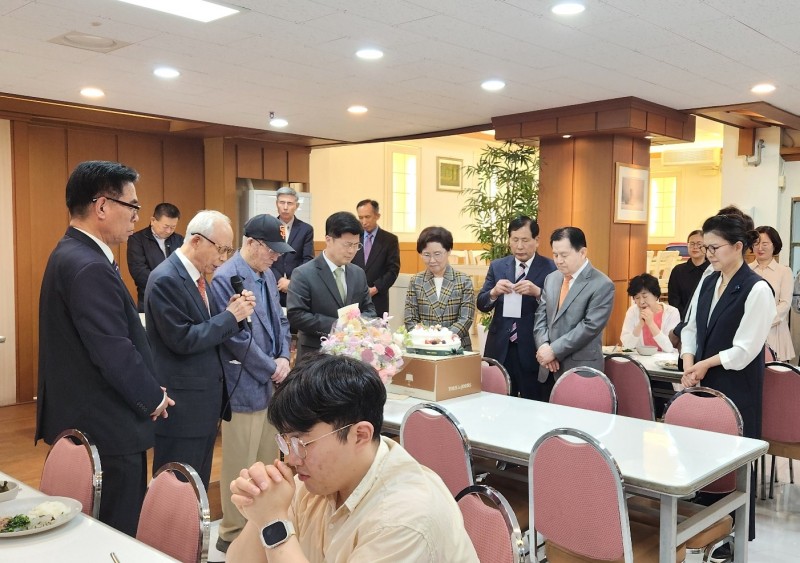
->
[384, 346, 395, 359]
[361, 349, 375, 363]
[346, 307, 361, 320]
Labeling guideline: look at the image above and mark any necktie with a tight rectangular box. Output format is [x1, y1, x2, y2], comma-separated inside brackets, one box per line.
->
[112, 260, 122, 279]
[197, 276, 209, 310]
[364, 232, 373, 263]
[509, 263, 527, 343]
[258, 278, 279, 356]
[333, 267, 346, 302]
[558, 274, 573, 309]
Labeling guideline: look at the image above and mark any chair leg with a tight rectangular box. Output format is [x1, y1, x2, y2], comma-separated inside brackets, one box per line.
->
[760, 454, 766, 501]
[769, 455, 776, 499]
[790, 458, 794, 484]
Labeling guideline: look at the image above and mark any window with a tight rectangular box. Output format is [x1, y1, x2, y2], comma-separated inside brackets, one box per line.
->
[649, 175, 677, 237]
[790, 197, 800, 275]
[388, 146, 419, 233]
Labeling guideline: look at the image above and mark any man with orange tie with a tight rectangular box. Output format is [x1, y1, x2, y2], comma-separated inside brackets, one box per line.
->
[533, 227, 615, 401]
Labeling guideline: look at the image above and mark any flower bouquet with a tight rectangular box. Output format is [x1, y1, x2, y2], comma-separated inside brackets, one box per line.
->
[320, 305, 407, 384]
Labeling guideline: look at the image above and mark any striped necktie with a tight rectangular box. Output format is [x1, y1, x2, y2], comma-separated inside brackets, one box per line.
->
[333, 267, 346, 302]
[509, 262, 527, 343]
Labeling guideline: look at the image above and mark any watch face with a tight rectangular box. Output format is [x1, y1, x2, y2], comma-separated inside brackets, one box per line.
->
[262, 521, 289, 546]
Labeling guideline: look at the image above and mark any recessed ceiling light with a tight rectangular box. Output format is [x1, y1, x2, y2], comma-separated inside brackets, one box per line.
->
[751, 83, 776, 94]
[269, 117, 288, 128]
[481, 79, 505, 92]
[348, 105, 368, 114]
[118, 0, 239, 23]
[481, 130, 495, 135]
[551, 2, 586, 15]
[80, 87, 105, 98]
[562, 134, 572, 139]
[356, 48, 383, 60]
[644, 135, 654, 139]
[153, 66, 180, 78]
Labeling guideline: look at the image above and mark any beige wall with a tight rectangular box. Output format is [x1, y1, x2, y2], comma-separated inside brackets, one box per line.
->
[0, 120, 16, 405]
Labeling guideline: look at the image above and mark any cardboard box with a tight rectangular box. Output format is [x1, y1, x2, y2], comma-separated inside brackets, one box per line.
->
[387, 351, 481, 401]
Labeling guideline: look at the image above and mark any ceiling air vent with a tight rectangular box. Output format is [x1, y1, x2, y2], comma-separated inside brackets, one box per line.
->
[48, 32, 129, 53]
[661, 148, 720, 166]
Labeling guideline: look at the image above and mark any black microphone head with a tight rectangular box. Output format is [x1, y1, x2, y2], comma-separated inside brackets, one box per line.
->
[231, 275, 245, 295]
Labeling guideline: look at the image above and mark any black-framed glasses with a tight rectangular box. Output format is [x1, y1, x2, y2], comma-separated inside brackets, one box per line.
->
[701, 243, 731, 256]
[92, 196, 141, 214]
[275, 423, 354, 460]
[192, 232, 235, 257]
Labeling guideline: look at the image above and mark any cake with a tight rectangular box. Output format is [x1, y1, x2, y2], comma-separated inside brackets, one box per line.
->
[407, 324, 462, 355]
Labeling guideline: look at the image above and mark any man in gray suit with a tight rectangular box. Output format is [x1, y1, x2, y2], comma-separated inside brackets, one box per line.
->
[533, 226, 615, 400]
[288, 211, 376, 362]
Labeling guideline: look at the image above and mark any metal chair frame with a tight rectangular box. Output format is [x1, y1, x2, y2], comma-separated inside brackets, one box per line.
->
[664, 386, 744, 438]
[42, 428, 103, 519]
[550, 366, 618, 414]
[481, 356, 512, 395]
[456, 484, 526, 563]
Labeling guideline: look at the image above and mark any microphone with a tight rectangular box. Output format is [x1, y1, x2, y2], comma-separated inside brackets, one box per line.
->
[230, 275, 252, 328]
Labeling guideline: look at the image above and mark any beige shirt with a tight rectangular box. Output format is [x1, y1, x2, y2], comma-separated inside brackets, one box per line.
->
[290, 436, 478, 563]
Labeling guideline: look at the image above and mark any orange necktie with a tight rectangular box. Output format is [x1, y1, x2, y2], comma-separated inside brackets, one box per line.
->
[197, 276, 209, 310]
[558, 274, 573, 308]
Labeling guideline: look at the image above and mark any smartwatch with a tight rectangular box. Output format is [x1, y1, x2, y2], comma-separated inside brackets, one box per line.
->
[260, 519, 296, 549]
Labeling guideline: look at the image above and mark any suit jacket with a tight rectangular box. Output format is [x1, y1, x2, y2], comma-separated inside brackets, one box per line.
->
[36, 227, 164, 456]
[270, 217, 315, 307]
[533, 261, 615, 382]
[127, 226, 184, 312]
[352, 227, 401, 317]
[477, 254, 556, 370]
[404, 265, 476, 350]
[145, 252, 240, 438]
[287, 254, 376, 362]
[209, 252, 291, 413]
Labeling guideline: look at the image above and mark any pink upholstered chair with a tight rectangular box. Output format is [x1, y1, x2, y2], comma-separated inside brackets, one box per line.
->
[137, 462, 210, 563]
[549, 366, 617, 414]
[481, 356, 512, 395]
[761, 361, 800, 498]
[400, 403, 473, 497]
[529, 427, 685, 562]
[456, 484, 525, 563]
[39, 428, 102, 518]
[604, 354, 655, 420]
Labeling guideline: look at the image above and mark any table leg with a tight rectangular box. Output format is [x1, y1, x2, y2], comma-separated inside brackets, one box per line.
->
[659, 494, 678, 563]
[733, 463, 751, 563]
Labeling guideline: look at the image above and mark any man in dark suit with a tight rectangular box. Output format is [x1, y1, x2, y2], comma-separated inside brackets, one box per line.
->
[352, 199, 400, 317]
[477, 216, 556, 400]
[288, 211, 376, 362]
[534, 227, 615, 399]
[127, 202, 184, 312]
[36, 161, 174, 536]
[269, 186, 315, 307]
[145, 210, 255, 489]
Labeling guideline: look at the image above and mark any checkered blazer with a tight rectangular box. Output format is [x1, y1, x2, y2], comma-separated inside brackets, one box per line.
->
[404, 265, 475, 350]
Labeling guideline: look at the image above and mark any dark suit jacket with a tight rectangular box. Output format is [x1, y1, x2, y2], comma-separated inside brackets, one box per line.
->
[477, 254, 556, 370]
[127, 227, 184, 312]
[287, 254, 376, 362]
[36, 227, 164, 456]
[269, 217, 314, 307]
[352, 227, 401, 317]
[145, 252, 239, 439]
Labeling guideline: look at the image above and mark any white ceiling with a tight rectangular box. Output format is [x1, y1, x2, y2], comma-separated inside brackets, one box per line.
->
[1, 0, 800, 143]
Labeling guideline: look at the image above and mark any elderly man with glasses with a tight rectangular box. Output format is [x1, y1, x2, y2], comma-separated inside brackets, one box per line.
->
[145, 209, 255, 489]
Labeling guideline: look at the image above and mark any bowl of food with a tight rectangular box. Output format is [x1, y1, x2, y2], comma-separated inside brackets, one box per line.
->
[636, 345, 658, 356]
[0, 481, 19, 503]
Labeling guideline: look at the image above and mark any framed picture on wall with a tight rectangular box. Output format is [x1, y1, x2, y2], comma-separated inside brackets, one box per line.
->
[613, 163, 650, 224]
[437, 157, 463, 192]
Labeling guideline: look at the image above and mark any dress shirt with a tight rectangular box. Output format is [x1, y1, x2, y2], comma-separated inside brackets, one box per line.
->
[290, 437, 478, 563]
[281, 217, 295, 241]
[668, 258, 710, 319]
[152, 228, 167, 256]
[568, 258, 590, 289]
[620, 303, 681, 352]
[322, 251, 347, 295]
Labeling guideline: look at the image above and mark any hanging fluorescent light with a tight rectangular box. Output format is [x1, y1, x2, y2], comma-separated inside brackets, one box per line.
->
[118, 0, 239, 23]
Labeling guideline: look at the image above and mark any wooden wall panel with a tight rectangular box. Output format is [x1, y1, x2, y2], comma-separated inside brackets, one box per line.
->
[263, 149, 288, 182]
[608, 280, 629, 348]
[12, 122, 33, 402]
[66, 129, 117, 170]
[163, 136, 205, 220]
[538, 139, 575, 243]
[572, 136, 613, 274]
[288, 149, 310, 184]
[236, 143, 263, 179]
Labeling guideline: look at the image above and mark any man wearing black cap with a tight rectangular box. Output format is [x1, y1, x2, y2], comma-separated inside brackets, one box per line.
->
[209, 213, 295, 553]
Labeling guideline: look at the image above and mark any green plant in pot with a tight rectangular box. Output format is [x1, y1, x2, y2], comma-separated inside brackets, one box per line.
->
[462, 141, 540, 328]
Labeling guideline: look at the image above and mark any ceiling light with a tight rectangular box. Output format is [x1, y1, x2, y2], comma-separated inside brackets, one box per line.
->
[551, 2, 586, 15]
[348, 105, 368, 114]
[562, 134, 572, 139]
[153, 66, 180, 78]
[80, 87, 105, 98]
[356, 48, 383, 60]
[269, 115, 288, 128]
[644, 135, 654, 139]
[481, 79, 505, 92]
[751, 83, 776, 94]
[118, 0, 239, 23]
[481, 130, 495, 135]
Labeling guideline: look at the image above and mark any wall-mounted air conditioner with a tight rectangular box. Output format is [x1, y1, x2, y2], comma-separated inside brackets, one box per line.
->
[661, 147, 720, 166]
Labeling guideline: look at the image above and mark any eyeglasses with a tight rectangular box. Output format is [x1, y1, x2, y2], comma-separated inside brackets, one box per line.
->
[701, 243, 731, 256]
[338, 240, 363, 251]
[421, 251, 447, 260]
[275, 423, 354, 460]
[255, 239, 283, 257]
[92, 196, 141, 215]
[192, 232, 235, 257]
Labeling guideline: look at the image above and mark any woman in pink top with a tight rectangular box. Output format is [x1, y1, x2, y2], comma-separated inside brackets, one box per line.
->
[620, 273, 680, 352]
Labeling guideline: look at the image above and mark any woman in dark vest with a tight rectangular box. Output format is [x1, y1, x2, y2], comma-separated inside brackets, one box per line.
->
[680, 213, 775, 546]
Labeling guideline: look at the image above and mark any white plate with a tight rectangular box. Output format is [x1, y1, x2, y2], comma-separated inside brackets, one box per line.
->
[0, 496, 82, 537]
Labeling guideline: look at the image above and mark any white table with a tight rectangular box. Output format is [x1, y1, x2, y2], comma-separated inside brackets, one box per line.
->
[0, 471, 178, 562]
[384, 392, 767, 563]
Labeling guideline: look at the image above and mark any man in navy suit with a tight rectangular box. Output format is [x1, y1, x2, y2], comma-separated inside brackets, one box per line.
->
[208, 214, 294, 553]
[36, 161, 174, 536]
[477, 216, 556, 400]
[270, 187, 315, 308]
[352, 200, 400, 317]
[145, 210, 255, 489]
[127, 202, 184, 312]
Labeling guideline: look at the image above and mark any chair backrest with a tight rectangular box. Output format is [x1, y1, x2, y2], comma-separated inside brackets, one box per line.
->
[603, 354, 655, 420]
[481, 357, 512, 395]
[137, 462, 210, 563]
[762, 362, 800, 443]
[663, 387, 742, 493]
[39, 428, 102, 518]
[550, 366, 617, 414]
[530, 428, 633, 562]
[765, 345, 777, 362]
[400, 403, 473, 497]
[456, 484, 525, 563]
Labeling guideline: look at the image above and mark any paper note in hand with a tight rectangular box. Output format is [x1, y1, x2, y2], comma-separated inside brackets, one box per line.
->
[502, 291, 522, 318]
